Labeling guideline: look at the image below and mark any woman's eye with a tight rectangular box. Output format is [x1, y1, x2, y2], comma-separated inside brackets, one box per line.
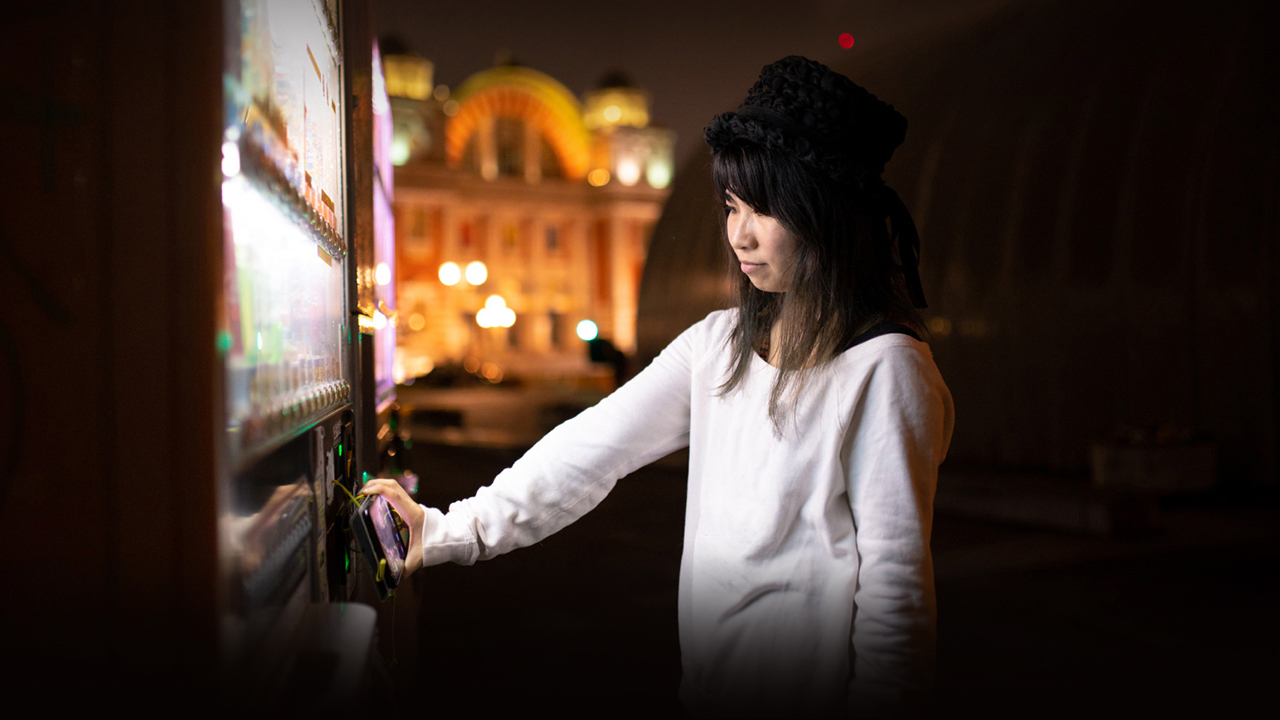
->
[724, 205, 737, 215]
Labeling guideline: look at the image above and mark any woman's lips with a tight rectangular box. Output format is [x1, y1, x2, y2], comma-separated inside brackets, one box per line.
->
[740, 262, 764, 274]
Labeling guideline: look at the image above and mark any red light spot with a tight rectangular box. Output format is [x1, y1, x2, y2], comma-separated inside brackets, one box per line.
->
[839, 33, 855, 49]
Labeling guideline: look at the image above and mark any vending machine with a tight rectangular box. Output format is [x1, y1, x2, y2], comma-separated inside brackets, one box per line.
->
[217, 0, 383, 704]
[0, 0, 403, 706]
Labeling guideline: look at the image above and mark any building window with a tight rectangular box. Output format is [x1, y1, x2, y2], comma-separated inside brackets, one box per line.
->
[502, 222, 518, 252]
[594, 219, 611, 303]
[402, 204, 429, 255]
[496, 117, 524, 177]
[507, 317, 520, 349]
[540, 135, 563, 179]
[546, 224, 559, 253]
[461, 135, 478, 175]
[548, 310, 563, 348]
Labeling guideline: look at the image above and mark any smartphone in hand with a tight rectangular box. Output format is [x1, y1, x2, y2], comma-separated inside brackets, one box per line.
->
[351, 494, 407, 601]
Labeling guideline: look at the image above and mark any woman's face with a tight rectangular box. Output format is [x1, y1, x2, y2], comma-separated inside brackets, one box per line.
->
[725, 190, 798, 293]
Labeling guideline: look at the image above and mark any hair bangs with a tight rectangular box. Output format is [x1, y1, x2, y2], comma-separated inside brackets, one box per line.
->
[711, 142, 785, 217]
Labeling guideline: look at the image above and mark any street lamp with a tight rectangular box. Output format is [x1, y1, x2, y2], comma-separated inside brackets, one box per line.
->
[476, 294, 516, 328]
[438, 261, 461, 286]
[464, 261, 488, 285]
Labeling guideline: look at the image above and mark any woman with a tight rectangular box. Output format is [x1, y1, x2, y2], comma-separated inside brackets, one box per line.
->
[363, 56, 954, 718]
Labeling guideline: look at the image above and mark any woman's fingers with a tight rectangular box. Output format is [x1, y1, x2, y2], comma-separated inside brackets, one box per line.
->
[359, 477, 409, 508]
[358, 477, 425, 576]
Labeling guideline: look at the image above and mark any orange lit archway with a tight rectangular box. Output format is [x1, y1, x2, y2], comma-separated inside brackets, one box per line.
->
[446, 66, 591, 181]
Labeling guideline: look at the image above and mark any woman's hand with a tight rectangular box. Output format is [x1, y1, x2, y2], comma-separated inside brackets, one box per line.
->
[359, 478, 425, 577]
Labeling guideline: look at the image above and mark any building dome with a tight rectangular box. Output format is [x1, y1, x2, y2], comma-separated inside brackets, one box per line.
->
[446, 65, 591, 180]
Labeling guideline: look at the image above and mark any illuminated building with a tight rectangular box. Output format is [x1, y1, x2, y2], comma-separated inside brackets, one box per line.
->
[385, 53, 674, 385]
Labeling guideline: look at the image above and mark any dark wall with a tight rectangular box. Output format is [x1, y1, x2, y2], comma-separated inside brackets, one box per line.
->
[637, 0, 1280, 483]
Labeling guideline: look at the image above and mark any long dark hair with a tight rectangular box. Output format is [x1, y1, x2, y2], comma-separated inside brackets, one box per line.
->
[712, 139, 924, 430]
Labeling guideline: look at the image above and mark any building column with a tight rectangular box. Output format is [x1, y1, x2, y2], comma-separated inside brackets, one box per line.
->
[611, 216, 636, 353]
[524, 120, 542, 184]
[477, 115, 497, 180]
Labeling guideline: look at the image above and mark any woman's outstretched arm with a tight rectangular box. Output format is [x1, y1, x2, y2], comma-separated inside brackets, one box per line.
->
[367, 322, 699, 572]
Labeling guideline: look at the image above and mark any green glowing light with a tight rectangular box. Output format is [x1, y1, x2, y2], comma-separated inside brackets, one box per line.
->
[338, 443, 343, 457]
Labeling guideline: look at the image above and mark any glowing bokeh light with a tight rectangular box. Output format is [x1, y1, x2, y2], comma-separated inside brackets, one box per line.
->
[587, 169, 610, 187]
[465, 261, 488, 285]
[438, 261, 461, 286]
[476, 301, 516, 329]
[646, 159, 672, 189]
[576, 319, 598, 341]
[616, 159, 641, 186]
[408, 313, 426, 331]
[603, 105, 622, 123]
[839, 33, 855, 49]
[390, 135, 411, 166]
[372, 310, 387, 330]
[375, 262, 391, 286]
[221, 141, 240, 177]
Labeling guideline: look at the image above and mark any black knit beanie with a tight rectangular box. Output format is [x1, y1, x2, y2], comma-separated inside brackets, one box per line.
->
[705, 56, 927, 308]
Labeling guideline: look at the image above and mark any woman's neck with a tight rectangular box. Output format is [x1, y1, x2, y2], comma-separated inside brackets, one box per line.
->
[767, 320, 784, 367]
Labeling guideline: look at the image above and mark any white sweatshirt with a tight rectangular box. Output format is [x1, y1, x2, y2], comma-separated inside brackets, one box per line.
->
[417, 309, 954, 718]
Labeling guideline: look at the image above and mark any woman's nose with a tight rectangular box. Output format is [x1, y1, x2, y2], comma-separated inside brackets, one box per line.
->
[730, 217, 756, 249]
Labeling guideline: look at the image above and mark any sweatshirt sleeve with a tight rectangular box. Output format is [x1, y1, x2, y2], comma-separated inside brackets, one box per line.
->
[417, 320, 699, 568]
[843, 348, 953, 717]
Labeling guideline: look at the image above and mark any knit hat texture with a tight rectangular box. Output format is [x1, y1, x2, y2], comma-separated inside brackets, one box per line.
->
[704, 56, 907, 186]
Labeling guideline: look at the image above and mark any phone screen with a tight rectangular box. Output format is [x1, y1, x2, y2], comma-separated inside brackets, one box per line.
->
[369, 496, 405, 582]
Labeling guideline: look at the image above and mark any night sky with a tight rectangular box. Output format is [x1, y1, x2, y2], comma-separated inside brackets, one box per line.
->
[373, 0, 990, 165]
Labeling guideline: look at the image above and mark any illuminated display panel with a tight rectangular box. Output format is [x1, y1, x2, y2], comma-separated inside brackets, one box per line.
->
[373, 43, 396, 411]
[221, 0, 349, 465]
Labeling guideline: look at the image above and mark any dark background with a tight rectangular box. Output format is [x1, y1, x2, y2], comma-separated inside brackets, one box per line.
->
[374, 0, 980, 163]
